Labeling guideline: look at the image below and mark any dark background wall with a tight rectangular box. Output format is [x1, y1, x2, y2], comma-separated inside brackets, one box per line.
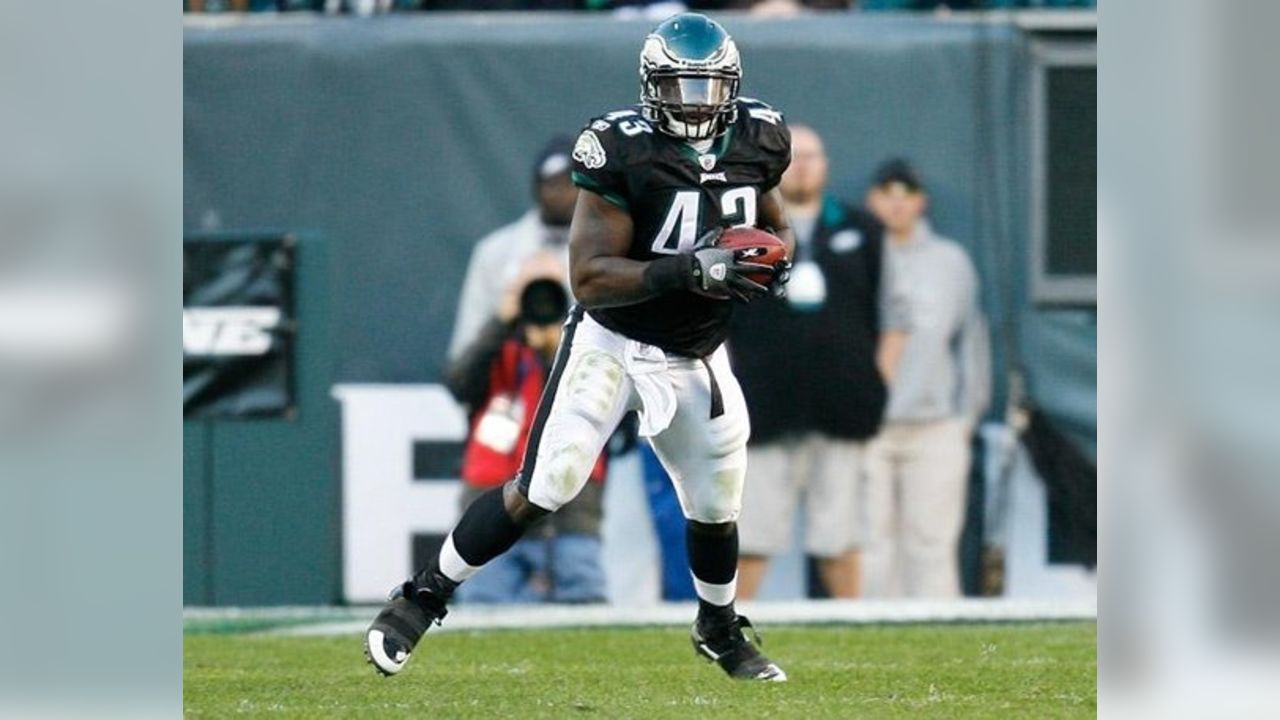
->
[183, 14, 1092, 605]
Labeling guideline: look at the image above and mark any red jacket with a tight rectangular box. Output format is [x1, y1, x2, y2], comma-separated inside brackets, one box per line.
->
[460, 337, 606, 488]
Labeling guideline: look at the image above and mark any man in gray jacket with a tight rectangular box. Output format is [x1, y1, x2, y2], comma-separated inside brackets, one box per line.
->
[863, 159, 991, 598]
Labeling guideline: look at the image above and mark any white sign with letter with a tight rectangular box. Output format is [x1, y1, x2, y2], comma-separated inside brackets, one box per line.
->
[333, 384, 467, 603]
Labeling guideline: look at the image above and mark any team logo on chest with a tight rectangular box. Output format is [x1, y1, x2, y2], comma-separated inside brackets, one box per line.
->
[698, 153, 717, 171]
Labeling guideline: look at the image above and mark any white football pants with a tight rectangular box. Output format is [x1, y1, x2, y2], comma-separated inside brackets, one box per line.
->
[518, 307, 750, 524]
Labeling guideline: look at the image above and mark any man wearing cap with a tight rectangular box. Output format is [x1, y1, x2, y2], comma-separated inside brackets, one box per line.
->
[445, 273, 608, 603]
[863, 158, 992, 598]
[447, 136, 579, 361]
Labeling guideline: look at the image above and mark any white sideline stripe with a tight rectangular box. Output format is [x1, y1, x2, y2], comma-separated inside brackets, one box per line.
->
[184, 598, 1096, 637]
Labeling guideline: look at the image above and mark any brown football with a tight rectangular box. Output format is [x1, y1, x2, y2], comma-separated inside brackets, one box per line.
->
[718, 226, 788, 284]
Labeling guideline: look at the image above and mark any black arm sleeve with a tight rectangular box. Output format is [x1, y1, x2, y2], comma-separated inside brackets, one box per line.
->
[445, 318, 513, 410]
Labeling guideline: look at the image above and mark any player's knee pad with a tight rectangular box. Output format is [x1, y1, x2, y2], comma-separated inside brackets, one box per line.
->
[670, 401, 748, 525]
[525, 413, 605, 512]
[682, 459, 746, 524]
[525, 349, 626, 512]
[562, 350, 627, 425]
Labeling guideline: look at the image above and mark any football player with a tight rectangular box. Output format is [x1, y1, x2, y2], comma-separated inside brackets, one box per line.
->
[366, 13, 794, 682]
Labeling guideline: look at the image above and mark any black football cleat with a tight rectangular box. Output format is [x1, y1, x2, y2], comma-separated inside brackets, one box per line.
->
[691, 613, 788, 682]
[364, 581, 449, 676]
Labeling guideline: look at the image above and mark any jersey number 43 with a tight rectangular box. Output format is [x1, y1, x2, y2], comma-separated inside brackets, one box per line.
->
[651, 188, 757, 254]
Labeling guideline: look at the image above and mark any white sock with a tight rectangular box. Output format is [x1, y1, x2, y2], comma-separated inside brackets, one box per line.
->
[692, 571, 738, 607]
[437, 533, 481, 583]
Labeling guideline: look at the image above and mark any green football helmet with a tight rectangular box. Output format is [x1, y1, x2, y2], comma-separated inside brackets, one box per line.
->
[640, 13, 742, 141]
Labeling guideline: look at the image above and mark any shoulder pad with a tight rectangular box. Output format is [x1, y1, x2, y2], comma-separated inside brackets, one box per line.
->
[574, 108, 655, 173]
[735, 98, 790, 190]
[738, 97, 785, 128]
[583, 108, 657, 143]
[573, 108, 652, 209]
[738, 98, 788, 150]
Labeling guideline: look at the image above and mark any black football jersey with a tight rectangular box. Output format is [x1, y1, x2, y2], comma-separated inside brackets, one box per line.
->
[570, 98, 791, 358]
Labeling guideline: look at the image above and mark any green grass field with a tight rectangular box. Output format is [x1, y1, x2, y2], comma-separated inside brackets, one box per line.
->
[185, 622, 1095, 718]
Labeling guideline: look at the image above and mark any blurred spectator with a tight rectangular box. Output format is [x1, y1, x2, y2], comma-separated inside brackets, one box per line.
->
[186, 0, 251, 10]
[608, 1, 688, 19]
[181, 0, 885, 12]
[862, 158, 991, 598]
[185, 0, 405, 12]
[441, 136, 605, 603]
[638, 444, 697, 601]
[184, 0, 1093, 11]
[445, 275, 607, 603]
[859, 0, 1093, 9]
[747, 0, 852, 14]
[419, 1, 581, 9]
[326, 0, 395, 13]
[730, 126, 908, 600]
[748, 0, 804, 17]
[448, 136, 578, 361]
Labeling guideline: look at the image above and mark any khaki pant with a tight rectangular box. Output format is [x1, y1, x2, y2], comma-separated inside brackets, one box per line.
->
[738, 435, 864, 558]
[861, 417, 970, 598]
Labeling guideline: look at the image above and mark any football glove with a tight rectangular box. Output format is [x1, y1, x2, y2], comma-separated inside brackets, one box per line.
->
[687, 227, 773, 302]
[643, 227, 775, 303]
[766, 258, 792, 298]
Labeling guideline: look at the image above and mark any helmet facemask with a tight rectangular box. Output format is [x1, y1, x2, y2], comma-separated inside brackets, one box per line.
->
[643, 71, 739, 141]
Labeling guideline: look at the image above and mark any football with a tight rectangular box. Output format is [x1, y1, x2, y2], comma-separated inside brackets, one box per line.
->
[718, 226, 788, 284]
